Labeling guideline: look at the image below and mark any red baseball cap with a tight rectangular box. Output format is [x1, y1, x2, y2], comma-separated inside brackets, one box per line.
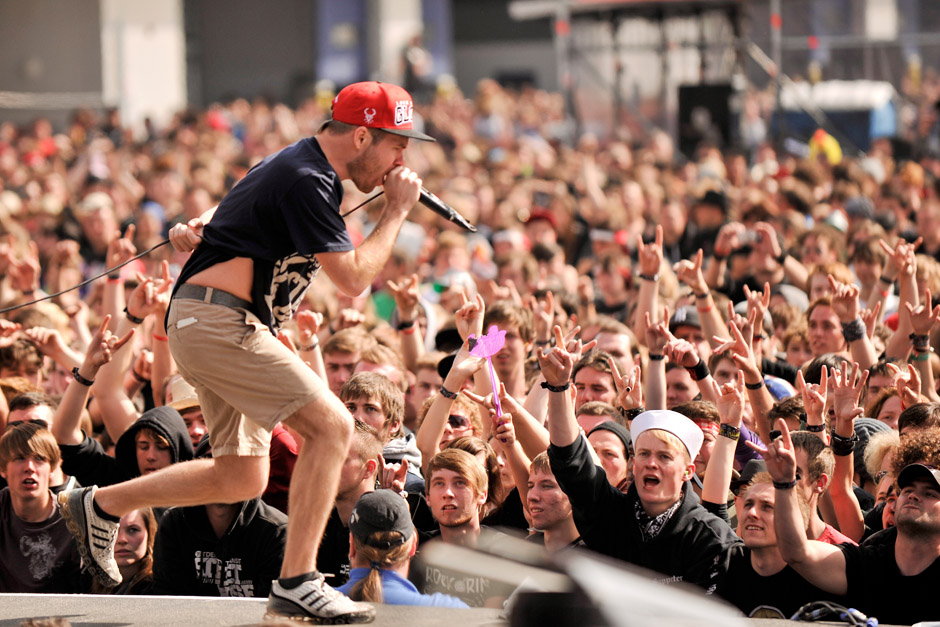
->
[328, 81, 434, 142]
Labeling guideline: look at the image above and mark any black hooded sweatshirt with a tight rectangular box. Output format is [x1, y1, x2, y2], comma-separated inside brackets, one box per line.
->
[151, 497, 287, 597]
[59, 406, 195, 488]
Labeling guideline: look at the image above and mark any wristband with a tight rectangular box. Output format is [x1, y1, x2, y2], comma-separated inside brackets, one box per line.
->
[152, 334, 168, 342]
[71, 367, 94, 387]
[124, 306, 145, 325]
[686, 359, 710, 381]
[805, 423, 826, 433]
[911, 333, 930, 352]
[718, 424, 740, 441]
[639, 273, 659, 283]
[745, 379, 765, 390]
[696, 304, 713, 313]
[399, 325, 417, 336]
[775, 250, 787, 265]
[878, 275, 894, 285]
[912, 351, 930, 362]
[439, 385, 459, 400]
[773, 479, 797, 490]
[830, 431, 858, 456]
[541, 381, 571, 393]
[107, 275, 122, 283]
[300, 337, 319, 351]
[396, 319, 416, 331]
[131, 369, 148, 384]
[534, 340, 551, 346]
[841, 318, 866, 343]
[694, 291, 709, 299]
[712, 250, 727, 261]
[648, 353, 665, 361]
[623, 406, 646, 421]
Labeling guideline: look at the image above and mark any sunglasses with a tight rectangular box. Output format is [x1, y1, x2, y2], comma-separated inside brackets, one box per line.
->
[447, 415, 470, 429]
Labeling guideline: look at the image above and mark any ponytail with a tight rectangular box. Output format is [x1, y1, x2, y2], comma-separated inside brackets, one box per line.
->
[348, 530, 412, 603]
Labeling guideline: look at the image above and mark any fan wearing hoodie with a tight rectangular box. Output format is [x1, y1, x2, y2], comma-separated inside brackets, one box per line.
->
[50, 317, 194, 489]
[150, 440, 287, 597]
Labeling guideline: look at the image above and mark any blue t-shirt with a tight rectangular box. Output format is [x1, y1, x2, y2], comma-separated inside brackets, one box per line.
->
[175, 137, 353, 333]
[338, 568, 469, 609]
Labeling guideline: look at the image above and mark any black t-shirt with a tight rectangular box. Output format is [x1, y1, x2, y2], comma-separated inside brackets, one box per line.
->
[842, 526, 940, 625]
[174, 137, 353, 334]
[318, 507, 351, 589]
[482, 487, 529, 534]
[717, 547, 836, 618]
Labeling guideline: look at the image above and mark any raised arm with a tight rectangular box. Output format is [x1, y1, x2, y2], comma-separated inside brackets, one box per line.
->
[748, 420, 848, 594]
[387, 273, 425, 372]
[712, 310, 775, 445]
[644, 310, 669, 410]
[318, 167, 421, 296]
[51, 316, 134, 446]
[631, 226, 663, 346]
[702, 371, 745, 506]
[665, 335, 717, 405]
[94, 263, 173, 441]
[883, 237, 921, 360]
[540, 325, 581, 448]
[415, 338, 484, 476]
[797, 367, 830, 445]
[830, 275, 877, 371]
[905, 287, 940, 401]
[674, 249, 728, 343]
[828, 363, 869, 542]
[490, 410, 533, 505]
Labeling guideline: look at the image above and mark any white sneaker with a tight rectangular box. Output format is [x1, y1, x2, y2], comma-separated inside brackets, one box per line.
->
[57, 486, 122, 588]
[264, 574, 375, 624]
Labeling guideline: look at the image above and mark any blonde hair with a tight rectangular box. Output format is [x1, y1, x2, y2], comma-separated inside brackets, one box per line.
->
[348, 531, 413, 603]
[639, 429, 691, 465]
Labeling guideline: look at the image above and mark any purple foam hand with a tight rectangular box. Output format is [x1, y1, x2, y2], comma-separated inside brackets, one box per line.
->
[468, 325, 506, 357]
[468, 325, 506, 417]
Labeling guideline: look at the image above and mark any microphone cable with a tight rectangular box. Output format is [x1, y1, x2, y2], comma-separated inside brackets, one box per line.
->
[0, 239, 171, 316]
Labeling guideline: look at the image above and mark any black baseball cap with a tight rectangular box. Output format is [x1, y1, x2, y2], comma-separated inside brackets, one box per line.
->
[348, 490, 414, 548]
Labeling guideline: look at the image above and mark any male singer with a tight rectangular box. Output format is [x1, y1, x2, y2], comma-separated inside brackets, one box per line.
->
[59, 82, 433, 624]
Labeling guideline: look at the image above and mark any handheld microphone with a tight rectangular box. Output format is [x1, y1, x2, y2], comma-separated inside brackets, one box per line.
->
[418, 187, 477, 232]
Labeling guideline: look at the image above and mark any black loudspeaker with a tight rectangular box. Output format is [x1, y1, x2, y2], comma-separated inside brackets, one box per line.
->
[678, 84, 732, 157]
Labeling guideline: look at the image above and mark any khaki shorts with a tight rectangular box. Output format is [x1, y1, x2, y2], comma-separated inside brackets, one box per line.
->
[166, 294, 323, 457]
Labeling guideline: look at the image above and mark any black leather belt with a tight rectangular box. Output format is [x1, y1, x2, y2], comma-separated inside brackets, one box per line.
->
[174, 284, 252, 311]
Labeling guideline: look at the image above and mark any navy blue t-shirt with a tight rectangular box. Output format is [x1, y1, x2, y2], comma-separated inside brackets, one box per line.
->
[175, 137, 353, 333]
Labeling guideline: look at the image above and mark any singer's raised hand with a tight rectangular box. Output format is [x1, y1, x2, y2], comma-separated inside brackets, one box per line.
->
[383, 166, 422, 212]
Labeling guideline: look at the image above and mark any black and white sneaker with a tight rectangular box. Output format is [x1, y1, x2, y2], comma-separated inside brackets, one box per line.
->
[57, 486, 122, 588]
[264, 574, 375, 624]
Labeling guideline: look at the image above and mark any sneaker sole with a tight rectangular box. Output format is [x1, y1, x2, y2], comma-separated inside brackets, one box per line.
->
[262, 609, 375, 625]
[57, 491, 121, 588]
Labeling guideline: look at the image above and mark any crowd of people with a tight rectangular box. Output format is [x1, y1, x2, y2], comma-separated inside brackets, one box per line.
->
[1, 75, 940, 625]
